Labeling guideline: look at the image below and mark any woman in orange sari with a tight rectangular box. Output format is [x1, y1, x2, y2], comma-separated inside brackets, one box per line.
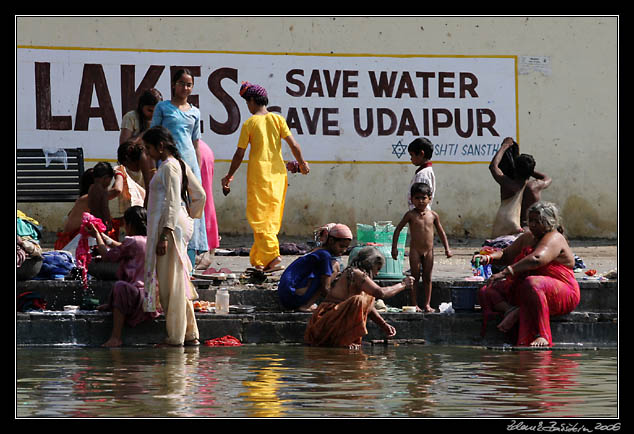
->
[474, 201, 580, 347]
[304, 246, 414, 349]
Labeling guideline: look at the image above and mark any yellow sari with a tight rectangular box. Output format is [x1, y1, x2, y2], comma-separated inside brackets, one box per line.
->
[237, 113, 290, 267]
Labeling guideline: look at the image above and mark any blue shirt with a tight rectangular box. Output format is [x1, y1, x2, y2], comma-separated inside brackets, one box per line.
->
[277, 249, 334, 309]
[151, 100, 201, 176]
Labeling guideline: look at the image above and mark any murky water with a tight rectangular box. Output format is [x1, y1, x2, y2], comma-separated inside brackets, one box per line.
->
[16, 345, 617, 418]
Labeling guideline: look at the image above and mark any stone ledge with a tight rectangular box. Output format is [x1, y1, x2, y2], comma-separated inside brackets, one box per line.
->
[16, 309, 618, 347]
[16, 277, 618, 313]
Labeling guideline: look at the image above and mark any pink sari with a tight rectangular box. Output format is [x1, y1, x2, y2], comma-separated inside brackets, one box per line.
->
[198, 140, 220, 250]
[478, 247, 580, 346]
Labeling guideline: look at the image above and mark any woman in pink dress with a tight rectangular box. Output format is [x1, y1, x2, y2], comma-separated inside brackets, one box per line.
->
[197, 140, 220, 251]
[92, 206, 159, 347]
[474, 201, 580, 347]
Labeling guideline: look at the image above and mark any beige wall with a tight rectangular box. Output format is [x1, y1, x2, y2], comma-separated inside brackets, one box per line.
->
[16, 16, 618, 239]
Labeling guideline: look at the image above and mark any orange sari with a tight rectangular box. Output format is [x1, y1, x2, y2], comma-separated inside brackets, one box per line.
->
[304, 292, 376, 347]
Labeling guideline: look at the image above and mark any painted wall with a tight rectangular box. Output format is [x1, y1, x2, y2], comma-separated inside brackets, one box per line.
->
[16, 16, 618, 239]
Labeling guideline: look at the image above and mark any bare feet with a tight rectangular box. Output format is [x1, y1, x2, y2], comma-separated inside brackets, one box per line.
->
[421, 305, 436, 313]
[530, 336, 549, 347]
[297, 303, 317, 312]
[102, 337, 122, 347]
[497, 306, 519, 333]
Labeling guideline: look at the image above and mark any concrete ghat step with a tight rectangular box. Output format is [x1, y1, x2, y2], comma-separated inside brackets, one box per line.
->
[16, 277, 618, 313]
[16, 278, 618, 347]
[16, 309, 618, 347]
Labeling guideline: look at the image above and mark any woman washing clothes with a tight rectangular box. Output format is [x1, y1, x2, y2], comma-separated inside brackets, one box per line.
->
[473, 201, 580, 347]
[54, 162, 115, 251]
[304, 246, 414, 349]
[91, 206, 159, 347]
[277, 224, 353, 312]
[221, 81, 310, 273]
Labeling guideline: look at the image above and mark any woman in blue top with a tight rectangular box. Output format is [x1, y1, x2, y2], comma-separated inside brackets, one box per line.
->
[151, 69, 208, 264]
[278, 224, 353, 312]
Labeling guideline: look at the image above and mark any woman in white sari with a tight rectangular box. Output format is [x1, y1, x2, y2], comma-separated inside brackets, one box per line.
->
[141, 126, 206, 346]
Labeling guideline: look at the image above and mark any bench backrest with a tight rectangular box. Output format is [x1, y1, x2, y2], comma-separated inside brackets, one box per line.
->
[16, 148, 85, 203]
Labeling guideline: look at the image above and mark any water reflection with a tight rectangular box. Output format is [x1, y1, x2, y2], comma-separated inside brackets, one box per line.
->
[16, 345, 617, 418]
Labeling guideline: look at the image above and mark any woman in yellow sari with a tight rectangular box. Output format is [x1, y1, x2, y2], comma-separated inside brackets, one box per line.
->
[222, 82, 309, 272]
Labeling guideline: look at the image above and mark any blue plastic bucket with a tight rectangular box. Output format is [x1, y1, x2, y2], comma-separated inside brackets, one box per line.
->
[450, 286, 480, 311]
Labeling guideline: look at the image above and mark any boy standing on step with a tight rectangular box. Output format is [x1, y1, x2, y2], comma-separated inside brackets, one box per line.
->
[392, 183, 452, 312]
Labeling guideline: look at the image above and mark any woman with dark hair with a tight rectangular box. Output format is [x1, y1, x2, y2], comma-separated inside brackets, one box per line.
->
[141, 126, 206, 346]
[221, 81, 310, 272]
[109, 140, 152, 238]
[489, 137, 536, 238]
[119, 88, 163, 145]
[151, 69, 208, 265]
[474, 201, 580, 347]
[92, 206, 159, 347]
[304, 246, 414, 349]
[278, 224, 353, 312]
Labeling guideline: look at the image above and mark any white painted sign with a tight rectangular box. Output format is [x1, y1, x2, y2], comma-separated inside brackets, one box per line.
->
[17, 47, 518, 163]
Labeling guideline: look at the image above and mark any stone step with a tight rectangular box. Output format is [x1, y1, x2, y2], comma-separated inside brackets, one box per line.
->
[16, 277, 618, 313]
[16, 278, 618, 348]
[16, 309, 617, 347]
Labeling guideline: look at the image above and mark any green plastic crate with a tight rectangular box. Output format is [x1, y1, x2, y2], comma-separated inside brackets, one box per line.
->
[352, 222, 407, 279]
[356, 221, 407, 246]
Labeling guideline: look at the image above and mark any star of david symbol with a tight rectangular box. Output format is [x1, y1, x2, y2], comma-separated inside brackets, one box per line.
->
[391, 140, 408, 159]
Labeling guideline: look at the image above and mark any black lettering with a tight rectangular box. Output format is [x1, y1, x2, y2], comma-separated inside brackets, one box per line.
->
[286, 69, 305, 97]
[477, 108, 499, 136]
[368, 71, 398, 97]
[438, 72, 455, 98]
[323, 108, 339, 136]
[460, 72, 478, 98]
[396, 108, 420, 135]
[342, 70, 359, 97]
[120, 64, 164, 116]
[286, 107, 303, 134]
[395, 72, 417, 98]
[305, 70, 324, 97]
[377, 108, 397, 135]
[74, 64, 118, 131]
[455, 108, 474, 138]
[353, 108, 373, 137]
[34, 62, 72, 130]
[207, 67, 240, 135]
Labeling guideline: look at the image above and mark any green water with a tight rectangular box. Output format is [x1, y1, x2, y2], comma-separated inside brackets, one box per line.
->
[16, 345, 618, 418]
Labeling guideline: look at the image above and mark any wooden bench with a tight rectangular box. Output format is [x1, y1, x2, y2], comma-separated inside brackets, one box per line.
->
[16, 148, 85, 203]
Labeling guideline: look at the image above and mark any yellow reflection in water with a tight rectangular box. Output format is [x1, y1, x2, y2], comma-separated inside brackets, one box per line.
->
[240, 357, 289, 417]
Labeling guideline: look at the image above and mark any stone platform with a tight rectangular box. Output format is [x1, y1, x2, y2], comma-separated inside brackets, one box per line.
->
[16, 237, 618, 348]
[16, 276, 618, 348]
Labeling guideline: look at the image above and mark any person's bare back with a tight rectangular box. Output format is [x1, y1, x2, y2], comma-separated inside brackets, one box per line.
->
[63, 195, 90, 234]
